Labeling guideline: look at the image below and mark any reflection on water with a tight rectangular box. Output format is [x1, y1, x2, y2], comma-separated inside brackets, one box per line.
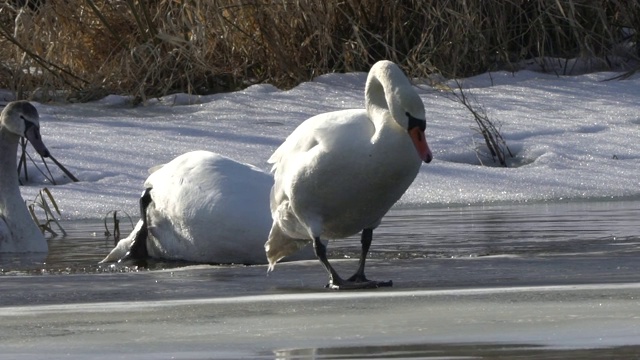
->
[1, 199, 639, 275]
[272, 342, 640, 359]
[0, 219, 117, 275]
[334, 199, 640, 260]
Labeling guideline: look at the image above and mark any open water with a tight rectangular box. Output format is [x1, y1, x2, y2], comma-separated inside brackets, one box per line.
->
[1, 200, 639, 359]
[2, 199, 638, 274]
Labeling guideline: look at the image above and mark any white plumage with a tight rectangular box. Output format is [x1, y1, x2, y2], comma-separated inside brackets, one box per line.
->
[102, 151, 312, 264]
[265, 60, 432, 289]
[0, 101, 50, 253]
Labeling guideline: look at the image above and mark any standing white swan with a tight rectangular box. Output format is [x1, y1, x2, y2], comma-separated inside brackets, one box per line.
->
[265, 60, 432, 289]
[0, 101, 51, 253]
[101, 151, 312, 264]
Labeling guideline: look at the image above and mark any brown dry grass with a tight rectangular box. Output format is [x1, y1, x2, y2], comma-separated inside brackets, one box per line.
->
[0, 0, 638, 102]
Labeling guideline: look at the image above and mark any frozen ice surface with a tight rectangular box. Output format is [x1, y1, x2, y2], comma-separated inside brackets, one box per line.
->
[1, 263, 640, 359]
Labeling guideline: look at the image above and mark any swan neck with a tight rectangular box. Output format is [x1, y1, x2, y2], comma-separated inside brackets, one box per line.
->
[0, 125, 47, 252]
[0, 127, 21, 199]
[365, 73, 390, 124]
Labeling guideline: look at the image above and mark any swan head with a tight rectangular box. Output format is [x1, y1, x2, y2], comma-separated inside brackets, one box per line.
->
[406, 111, 432, 163]
[1, 101, 50, 157]
[366, 61, 433, 163]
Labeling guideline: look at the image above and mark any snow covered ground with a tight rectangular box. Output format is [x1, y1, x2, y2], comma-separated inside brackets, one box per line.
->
[10, 69, 640, 221]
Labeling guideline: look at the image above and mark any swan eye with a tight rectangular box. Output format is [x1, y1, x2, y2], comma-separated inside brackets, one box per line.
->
[406, 112, 426, 132]
[23, 118, 33, 133]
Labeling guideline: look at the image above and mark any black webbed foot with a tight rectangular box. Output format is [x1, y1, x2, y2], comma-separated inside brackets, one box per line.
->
[313, 230, 393, 290]
[325, 276, 393, 290]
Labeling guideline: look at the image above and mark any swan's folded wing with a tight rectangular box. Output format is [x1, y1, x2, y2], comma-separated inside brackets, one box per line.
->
[268, 110, 371, 212]
[268, 118, 322, 212]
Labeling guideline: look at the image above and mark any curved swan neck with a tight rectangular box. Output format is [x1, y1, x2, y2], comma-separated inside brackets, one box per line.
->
[365, 65, 392, 123]
[0, 103, 48, 253]
[364, 61, 415, 129]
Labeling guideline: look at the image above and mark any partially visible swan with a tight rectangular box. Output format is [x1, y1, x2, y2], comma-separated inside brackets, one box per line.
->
[265, 60, 432, 289]
[101, 151, 312, 264]
[0, 101, 51, 253]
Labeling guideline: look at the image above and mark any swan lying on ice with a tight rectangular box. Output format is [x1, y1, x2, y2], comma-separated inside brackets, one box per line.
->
[265, 60, 433, 289]
[101, 151, 312, 264]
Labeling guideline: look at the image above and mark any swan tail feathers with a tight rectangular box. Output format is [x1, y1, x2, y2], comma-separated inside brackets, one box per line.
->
[99, 219, 143, 263]
[265, 224, 308, 272]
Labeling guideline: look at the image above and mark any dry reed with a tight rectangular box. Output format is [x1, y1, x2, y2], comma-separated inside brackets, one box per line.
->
[0, 0, 638, 102]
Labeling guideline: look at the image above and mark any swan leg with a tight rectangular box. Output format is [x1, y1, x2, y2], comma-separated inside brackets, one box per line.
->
[120, 188, 152, 265]
[312, 236, 341, 283]
[313, 235, 389, 290]
[346, 229, 393, 287]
